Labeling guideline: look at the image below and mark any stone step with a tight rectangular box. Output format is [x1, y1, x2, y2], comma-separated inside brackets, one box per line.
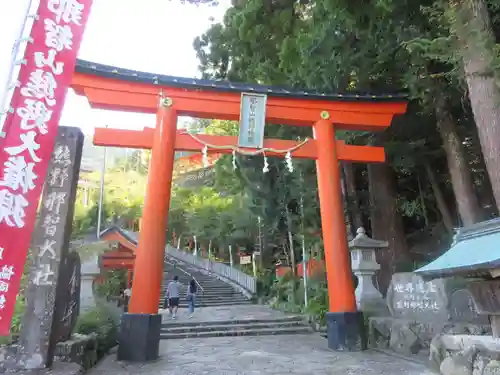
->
[158, 300, 252, 306]
[164, 277, 219, 282]
[161, 264, 252, 309]
[162, 270, 216, 275]
[159, 326, 313, 339]
[157, 295, 251, 300]
[161, 280, 227, 283]
[162, 273, 230, 280]
[161, 283, 222, 286]
[159, 291, 247, 295]
[160, 316, 303, 328]
[163, 289, 236, 294]
[193, 297, 250, 302]
[160, 283, 233, 287]
[159, 294, 249, 299]
[158, 301, 253, 308]
[159, 297, 250, 302]
[159, 302, 252, 309]
[161, 279, 229, 284]
[181, 289, 241, 292]
[161, 321, 306, 334]
[159, 290, 246, 295]
[161, 278, 229, 282]
[162, 273, 222, 279]
[161, 275, 224, 279]
[160, 291, 240, 297]
[161, 289, 237, 295]
[158, 303, 252, 308]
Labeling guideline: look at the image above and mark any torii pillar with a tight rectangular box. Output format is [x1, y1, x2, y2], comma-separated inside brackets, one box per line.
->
[314, 117, 364, 350]
[117, 97, 177, 361]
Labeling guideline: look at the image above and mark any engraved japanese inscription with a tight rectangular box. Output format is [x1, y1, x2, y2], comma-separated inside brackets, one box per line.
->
[16, 126, 84, 369]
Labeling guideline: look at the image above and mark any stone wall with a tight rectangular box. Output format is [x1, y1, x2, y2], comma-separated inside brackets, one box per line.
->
[369, 316, 491, 355]
[54, 333, 98, 370]
[431, 335, 500, 375]
[0, 333, 97, 373]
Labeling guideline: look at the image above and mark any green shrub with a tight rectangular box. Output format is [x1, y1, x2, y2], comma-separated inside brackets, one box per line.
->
[264, 272, 330, 325]
[267, 273, 302, 313]
[95, 270, 127, 298]
[304, 277, 329, 325]
[10, 294, 26, 335]
[0, 277, 27, 345]
[74, 305, 119, 358]
[256, 268, 275, 297]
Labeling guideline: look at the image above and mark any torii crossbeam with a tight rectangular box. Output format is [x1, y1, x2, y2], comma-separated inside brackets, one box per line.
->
[71, 59, 407, 361]
[93, 127, 386, 163]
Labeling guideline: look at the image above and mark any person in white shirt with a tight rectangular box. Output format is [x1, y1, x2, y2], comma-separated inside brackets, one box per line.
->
[123, 287, 131, 312]
[165, 276, 182, 319]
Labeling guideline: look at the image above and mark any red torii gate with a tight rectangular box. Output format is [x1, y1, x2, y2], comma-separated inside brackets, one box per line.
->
[71, 60, 407, 361]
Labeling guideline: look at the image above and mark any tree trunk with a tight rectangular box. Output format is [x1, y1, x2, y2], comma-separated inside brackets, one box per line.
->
[343, 163, 363, 234]
[368, 158, 409, 295]
[450, 0, 500, 211]
[424, 161, 454, 234]
[417, 175, 430, 227]
[260, 224, 273, 268]
[434, 92, 483, 226]
[285, 208, 296, 277]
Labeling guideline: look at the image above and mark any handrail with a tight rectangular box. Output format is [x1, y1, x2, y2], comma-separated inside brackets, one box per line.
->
[165, 244, 256, 295]
[164, 259, 204, 292]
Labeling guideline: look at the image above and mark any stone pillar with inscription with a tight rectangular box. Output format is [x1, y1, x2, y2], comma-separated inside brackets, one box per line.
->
[16, 127, 84, 370]
[349, 227, 388, 315]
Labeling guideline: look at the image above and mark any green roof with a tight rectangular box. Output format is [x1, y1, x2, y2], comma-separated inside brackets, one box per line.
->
[415, 218, 500, 279]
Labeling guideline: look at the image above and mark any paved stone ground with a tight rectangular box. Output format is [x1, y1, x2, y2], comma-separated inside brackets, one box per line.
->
[89, 305, 434, 375]
[88, 334, 434, 375]
[159, 304, 296, 323]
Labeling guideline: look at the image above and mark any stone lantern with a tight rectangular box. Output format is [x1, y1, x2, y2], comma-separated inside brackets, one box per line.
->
[349, 227, 388, 315]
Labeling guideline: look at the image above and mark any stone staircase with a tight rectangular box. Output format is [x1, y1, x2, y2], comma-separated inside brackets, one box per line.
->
[160, 315, 313, 339]
[158, 257, 313, 340]
[158, 260, 252, 309]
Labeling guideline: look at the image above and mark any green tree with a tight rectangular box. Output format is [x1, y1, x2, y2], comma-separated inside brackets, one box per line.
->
[191, 0, 500, 292]
[73, 156, 148, 236]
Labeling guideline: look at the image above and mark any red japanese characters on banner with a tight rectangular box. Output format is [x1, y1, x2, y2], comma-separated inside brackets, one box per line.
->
[0, 0, 93, 334]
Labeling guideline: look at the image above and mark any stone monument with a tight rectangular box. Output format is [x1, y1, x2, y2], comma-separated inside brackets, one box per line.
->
[369, 272, 489, 356]
[15, 127, 84, 370]
[348, 227, 388, 315]
[386, 273, 453, 322]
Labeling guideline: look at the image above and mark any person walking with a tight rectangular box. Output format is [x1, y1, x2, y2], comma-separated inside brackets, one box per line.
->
[165, 275, 182, 319]
[186, 278, 198, 318]
[123, 286, 132, 312]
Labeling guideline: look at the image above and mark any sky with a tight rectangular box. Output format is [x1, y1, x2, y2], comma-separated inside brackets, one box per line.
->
[0, 0, 230, 135]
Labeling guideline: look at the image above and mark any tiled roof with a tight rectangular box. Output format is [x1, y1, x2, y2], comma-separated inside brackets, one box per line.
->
[415, 218, 500, 279]
[75, 60, 407, 102]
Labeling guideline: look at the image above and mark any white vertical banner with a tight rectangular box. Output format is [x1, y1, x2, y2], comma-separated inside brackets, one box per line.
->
[238, 93, 267, 149]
